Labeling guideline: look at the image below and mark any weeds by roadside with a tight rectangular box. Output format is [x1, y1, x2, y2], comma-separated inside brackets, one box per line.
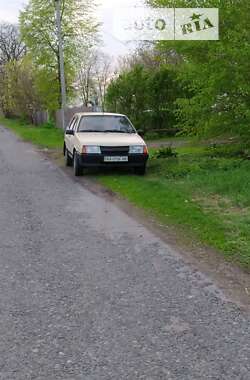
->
[152, 146, 178, 159]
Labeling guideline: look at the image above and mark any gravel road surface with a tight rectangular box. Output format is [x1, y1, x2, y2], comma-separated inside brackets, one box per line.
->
[0, 125, 249, 380]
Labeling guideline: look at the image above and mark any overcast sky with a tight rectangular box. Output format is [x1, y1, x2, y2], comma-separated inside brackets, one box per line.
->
[0, 0, 143, 57]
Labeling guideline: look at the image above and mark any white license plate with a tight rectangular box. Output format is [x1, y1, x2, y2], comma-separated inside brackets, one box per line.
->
[104, 156, 128, 162]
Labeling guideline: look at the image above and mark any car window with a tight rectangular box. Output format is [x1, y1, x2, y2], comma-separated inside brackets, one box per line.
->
[67, 117, 75, 129]
[73, 117, 79, 131]
[68, 117, 76, 130]
[77, 115, 136, 134]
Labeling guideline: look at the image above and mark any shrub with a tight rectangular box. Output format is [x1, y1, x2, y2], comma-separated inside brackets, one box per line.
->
[153, 146, 178, 159]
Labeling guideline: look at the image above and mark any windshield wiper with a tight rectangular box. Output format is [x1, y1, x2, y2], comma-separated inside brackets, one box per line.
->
[103, 130, 131, 133]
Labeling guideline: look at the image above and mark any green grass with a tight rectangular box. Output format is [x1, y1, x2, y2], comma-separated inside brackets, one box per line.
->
[0, 116, 64, 149]
[99, 144, 250, 270]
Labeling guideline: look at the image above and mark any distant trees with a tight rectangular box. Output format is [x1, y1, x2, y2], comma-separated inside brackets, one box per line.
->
[1, 57, 42, 120]
[76, 50, 113, 110]
[77, 50, 98, 107]
[106, 62, 182, 132]
[0, 22, 40, 120]
[94, 53, 112, 111]
[0, 23, 25, 66]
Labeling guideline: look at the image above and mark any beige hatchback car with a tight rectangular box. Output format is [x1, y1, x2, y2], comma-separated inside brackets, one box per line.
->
[63, 113, 149, 176]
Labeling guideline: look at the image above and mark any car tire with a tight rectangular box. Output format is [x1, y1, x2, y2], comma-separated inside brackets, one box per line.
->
[65, 148, 73, 167]
[73, 152, 83, 176]
[134, 165, 146, 175]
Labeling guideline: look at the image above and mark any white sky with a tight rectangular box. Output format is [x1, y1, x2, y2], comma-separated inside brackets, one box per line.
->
[0, 0, 143, 57]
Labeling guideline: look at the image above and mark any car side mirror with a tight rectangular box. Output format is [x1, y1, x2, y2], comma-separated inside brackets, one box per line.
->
[65, 129, 74, 136]
[137, 129, 145, 137]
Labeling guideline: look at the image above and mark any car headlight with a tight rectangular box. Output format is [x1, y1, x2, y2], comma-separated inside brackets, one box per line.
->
[82, 145, 101, 154]
[129, 145, 144, 154]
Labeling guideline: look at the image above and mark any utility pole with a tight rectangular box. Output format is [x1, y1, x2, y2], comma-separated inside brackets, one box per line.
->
[55, 0, 67, 130]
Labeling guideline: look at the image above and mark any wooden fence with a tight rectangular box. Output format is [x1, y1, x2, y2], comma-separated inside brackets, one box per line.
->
[33, 110, 49, 125]
[55, 105, 93, 129]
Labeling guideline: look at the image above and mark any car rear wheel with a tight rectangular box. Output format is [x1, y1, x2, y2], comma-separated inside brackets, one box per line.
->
[134, 165, 146, 175]
[65, 148, 73, 167]
[73, 152, 83, 176]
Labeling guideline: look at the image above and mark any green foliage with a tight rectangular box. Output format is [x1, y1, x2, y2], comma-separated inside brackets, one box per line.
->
[152, 0, 250, 141]
[106, 64, 182, 132]
[106, 65, 149, 129]
[108, 1, 250, 143]
[152, 145, 178, 159]
[146, 66, 182, 129]
[34, 65, 61, 112]
[0, 56, 43, 120]
[19, 0, 98, 111]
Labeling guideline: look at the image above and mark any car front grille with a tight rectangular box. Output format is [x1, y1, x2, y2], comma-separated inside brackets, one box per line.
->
[100, 146, 129, 155]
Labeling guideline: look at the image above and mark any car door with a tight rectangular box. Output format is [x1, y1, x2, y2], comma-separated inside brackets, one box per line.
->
[69, 116, 79, 154]
[66, 117, 79, 155]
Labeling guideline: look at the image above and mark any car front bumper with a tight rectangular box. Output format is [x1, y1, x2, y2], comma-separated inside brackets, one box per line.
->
[78, 153, 149, 168]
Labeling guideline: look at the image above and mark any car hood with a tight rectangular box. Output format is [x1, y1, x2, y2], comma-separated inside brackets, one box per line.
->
[75, 132, 146, 146]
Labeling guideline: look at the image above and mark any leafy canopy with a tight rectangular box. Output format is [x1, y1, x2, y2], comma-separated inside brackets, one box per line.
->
[150, 0, 250, 139]
[20, 0, 98, 111]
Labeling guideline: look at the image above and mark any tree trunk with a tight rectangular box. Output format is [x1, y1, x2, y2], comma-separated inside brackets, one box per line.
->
[57, 51, 62, 108]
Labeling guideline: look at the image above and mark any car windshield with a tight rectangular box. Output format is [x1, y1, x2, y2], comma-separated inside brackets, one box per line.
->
[77, 115, 136, 134]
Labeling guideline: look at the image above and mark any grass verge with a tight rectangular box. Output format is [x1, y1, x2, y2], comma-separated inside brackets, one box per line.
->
[0, 116, 64, 149]
[99, 144, 250, 270]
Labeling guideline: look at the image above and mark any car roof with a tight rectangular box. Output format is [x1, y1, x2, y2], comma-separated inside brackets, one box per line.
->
[74, 112, 126, 117]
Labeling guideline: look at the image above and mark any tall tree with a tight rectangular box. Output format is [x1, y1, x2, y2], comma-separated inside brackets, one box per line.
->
[20, 0, 98, 111]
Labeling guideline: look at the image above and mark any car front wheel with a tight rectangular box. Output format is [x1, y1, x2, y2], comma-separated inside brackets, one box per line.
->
[73, 152, 83, 176]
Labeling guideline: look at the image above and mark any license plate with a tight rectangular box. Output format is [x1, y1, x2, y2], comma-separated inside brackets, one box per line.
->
[104, 156, 128, 162]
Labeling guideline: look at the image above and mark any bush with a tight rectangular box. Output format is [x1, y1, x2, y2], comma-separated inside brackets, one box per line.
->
[153, 146, 178, 159]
